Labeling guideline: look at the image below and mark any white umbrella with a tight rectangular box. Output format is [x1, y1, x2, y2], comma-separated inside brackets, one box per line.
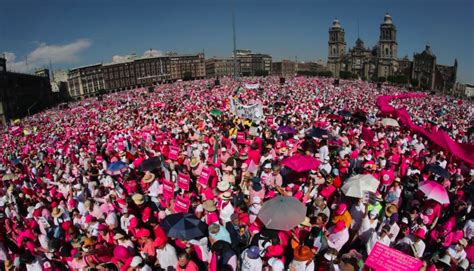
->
[341, 174, 380, 198]
[381, 118, 399, 127]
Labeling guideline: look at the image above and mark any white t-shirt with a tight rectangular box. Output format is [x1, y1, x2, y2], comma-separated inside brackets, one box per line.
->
[290, 260, 315, 271]
[366, 234, 391, 255]
[156, 244, 178, 270]
[241, 249, 263, 271]
[358, 217, 378, 243]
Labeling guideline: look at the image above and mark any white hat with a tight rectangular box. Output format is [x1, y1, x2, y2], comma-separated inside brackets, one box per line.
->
[221, 147, 227, 152]
[217, 181, 230, 192]
[268, 258, 284, 271]
[130, 256, 143, 267]
[264, 163, 272, 169]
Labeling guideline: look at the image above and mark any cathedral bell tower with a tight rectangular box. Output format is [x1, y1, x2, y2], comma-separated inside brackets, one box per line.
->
[327, 18, 346, 78]
[377, 13, 398, 79]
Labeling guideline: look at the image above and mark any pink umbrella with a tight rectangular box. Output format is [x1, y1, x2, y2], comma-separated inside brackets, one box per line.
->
[282, 155, 320, 172]
[418, 181, 450, 204]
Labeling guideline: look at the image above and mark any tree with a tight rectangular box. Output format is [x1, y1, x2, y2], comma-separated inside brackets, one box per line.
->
[387, 75, 397, 83]
[339, 71, 353, 79]
[183, 72, 193, 81]
[315, 71, 332, 77]
[410, 79, 419, 87]
[255, 70, 269, 77]
[377, 77, 386, 82]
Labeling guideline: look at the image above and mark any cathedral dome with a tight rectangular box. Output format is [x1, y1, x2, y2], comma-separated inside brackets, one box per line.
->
[332, 18, 342, 28]
[383, 13, 393, 24]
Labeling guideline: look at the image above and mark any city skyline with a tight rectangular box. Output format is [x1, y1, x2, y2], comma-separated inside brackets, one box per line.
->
[1, 0, 473, 83]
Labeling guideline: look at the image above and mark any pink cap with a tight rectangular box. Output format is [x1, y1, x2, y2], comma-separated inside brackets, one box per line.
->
[336, 203, 347, 215]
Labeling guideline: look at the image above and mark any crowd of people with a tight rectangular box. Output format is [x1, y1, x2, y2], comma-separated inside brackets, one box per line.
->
[0, 76, 472, 271]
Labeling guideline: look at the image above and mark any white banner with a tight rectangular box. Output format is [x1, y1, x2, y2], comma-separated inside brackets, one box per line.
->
[245, 83, 260, 90]
[230, 98, 263, 121]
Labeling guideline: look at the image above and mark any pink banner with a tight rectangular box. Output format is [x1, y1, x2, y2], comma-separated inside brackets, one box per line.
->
[174, 195, 190, 213]
[365, 242, 422, 271]
[198, 167, 210, 186]
[177, 172, 190, 191]
[162, 180, 174, 199]
[237, 132, 245, 144]
[377, 93, 474, 165]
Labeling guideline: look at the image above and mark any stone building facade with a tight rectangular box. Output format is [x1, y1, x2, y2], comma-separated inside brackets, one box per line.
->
[328, 14, 398, 80]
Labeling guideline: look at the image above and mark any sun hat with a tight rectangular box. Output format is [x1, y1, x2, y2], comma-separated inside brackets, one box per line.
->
[217, 181, 230, 192]
[385, 204, 398, 217]
[220, 191, 232, 200]
[190, 157, 200, 168]
[436, 254, 451, 267]
[132, 193, 145, 205]
[51, 207, 64, 218]
[263, 163, 272, 169]
[293, 245, 315, 261]
[300, 217, 312, 227]
[246, 246, 260, 259]
[142, 172, 155, 183]
[203, 200, 217, 212]
[335, 203, 347, 215]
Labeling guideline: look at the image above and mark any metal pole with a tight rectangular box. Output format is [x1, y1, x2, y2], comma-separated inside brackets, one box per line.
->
[232, 0, 237, 80]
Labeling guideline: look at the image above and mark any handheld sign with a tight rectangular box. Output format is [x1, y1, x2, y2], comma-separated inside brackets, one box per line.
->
[162, 180, 174, 199]
[365, 242, 422, 271]
[237, 132, 245, 144]
[174, 195, 190, 213]
[169, 146, 179, 160]
[177, 172, 190, 191]
[198, 167, 210, 186]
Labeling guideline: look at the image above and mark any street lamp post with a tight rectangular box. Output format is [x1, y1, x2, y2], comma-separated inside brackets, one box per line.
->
[232, 0, 237, 80]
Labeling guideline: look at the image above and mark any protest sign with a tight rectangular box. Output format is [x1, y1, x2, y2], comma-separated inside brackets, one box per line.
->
[177, 172, 190, 191]
[169, 146, 179, 160]
[365, 242, 422, 271]
[198, 167, 210, 186]
[162, 180, 174, 199]
[174, 195, 190, 213]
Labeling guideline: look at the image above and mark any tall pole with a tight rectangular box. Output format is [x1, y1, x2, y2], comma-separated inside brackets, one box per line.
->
[232, 0, 237, 80]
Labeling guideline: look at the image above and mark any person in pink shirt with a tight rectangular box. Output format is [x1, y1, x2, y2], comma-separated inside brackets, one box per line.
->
[177, 251, 199, 271]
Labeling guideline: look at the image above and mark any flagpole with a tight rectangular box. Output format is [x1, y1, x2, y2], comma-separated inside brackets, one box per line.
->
[232, 0, 237, 80]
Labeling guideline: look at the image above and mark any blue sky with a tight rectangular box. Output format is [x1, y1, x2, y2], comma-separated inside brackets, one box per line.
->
[1, 0, 473, 83]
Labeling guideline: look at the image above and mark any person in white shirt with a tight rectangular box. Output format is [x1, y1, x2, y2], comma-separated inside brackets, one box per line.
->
[318, 141, 329, 163]
[241, 246, 263, 271]
[463, 218, 474, 240]
[366, 225, 391, 255]
[350, 199, 366, 232]
[446, 239, 468, 266]
[357, 209, 379, 243]
[290, 245, 315, 271]
[327, 221, 350, 252]
[396, 228, 426, 258]
[156, 242, 178, 270]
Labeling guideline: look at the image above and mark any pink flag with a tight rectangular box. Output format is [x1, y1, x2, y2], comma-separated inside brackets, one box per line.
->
[177, 172, 190, 191]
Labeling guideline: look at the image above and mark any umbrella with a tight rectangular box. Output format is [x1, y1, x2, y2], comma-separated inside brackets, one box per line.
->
[338, 110, 352, 118]
[139, 157, 161, 172]
[341, 174, 380, 198]
[381, 118, 400, 127]
[160, 213, 208, 240]
[418, 180, 450, 204]
[277, 126, 296, 135]
[258, 196, 307, 231]
[282, 155, 321, 173]
[106, 161, 127, 176]
[423, 164, 450, 178]
[210, 108, 222, 116]
[309, 127, 328, 139]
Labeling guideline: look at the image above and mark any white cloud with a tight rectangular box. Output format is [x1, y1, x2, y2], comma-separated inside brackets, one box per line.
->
[143, 49, 163, 58]
[2, 39, 91, 73]
[112, 54, 136, 63]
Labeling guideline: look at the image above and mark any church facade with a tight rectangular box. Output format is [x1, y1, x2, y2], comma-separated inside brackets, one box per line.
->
[327, 14, 457, 93]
